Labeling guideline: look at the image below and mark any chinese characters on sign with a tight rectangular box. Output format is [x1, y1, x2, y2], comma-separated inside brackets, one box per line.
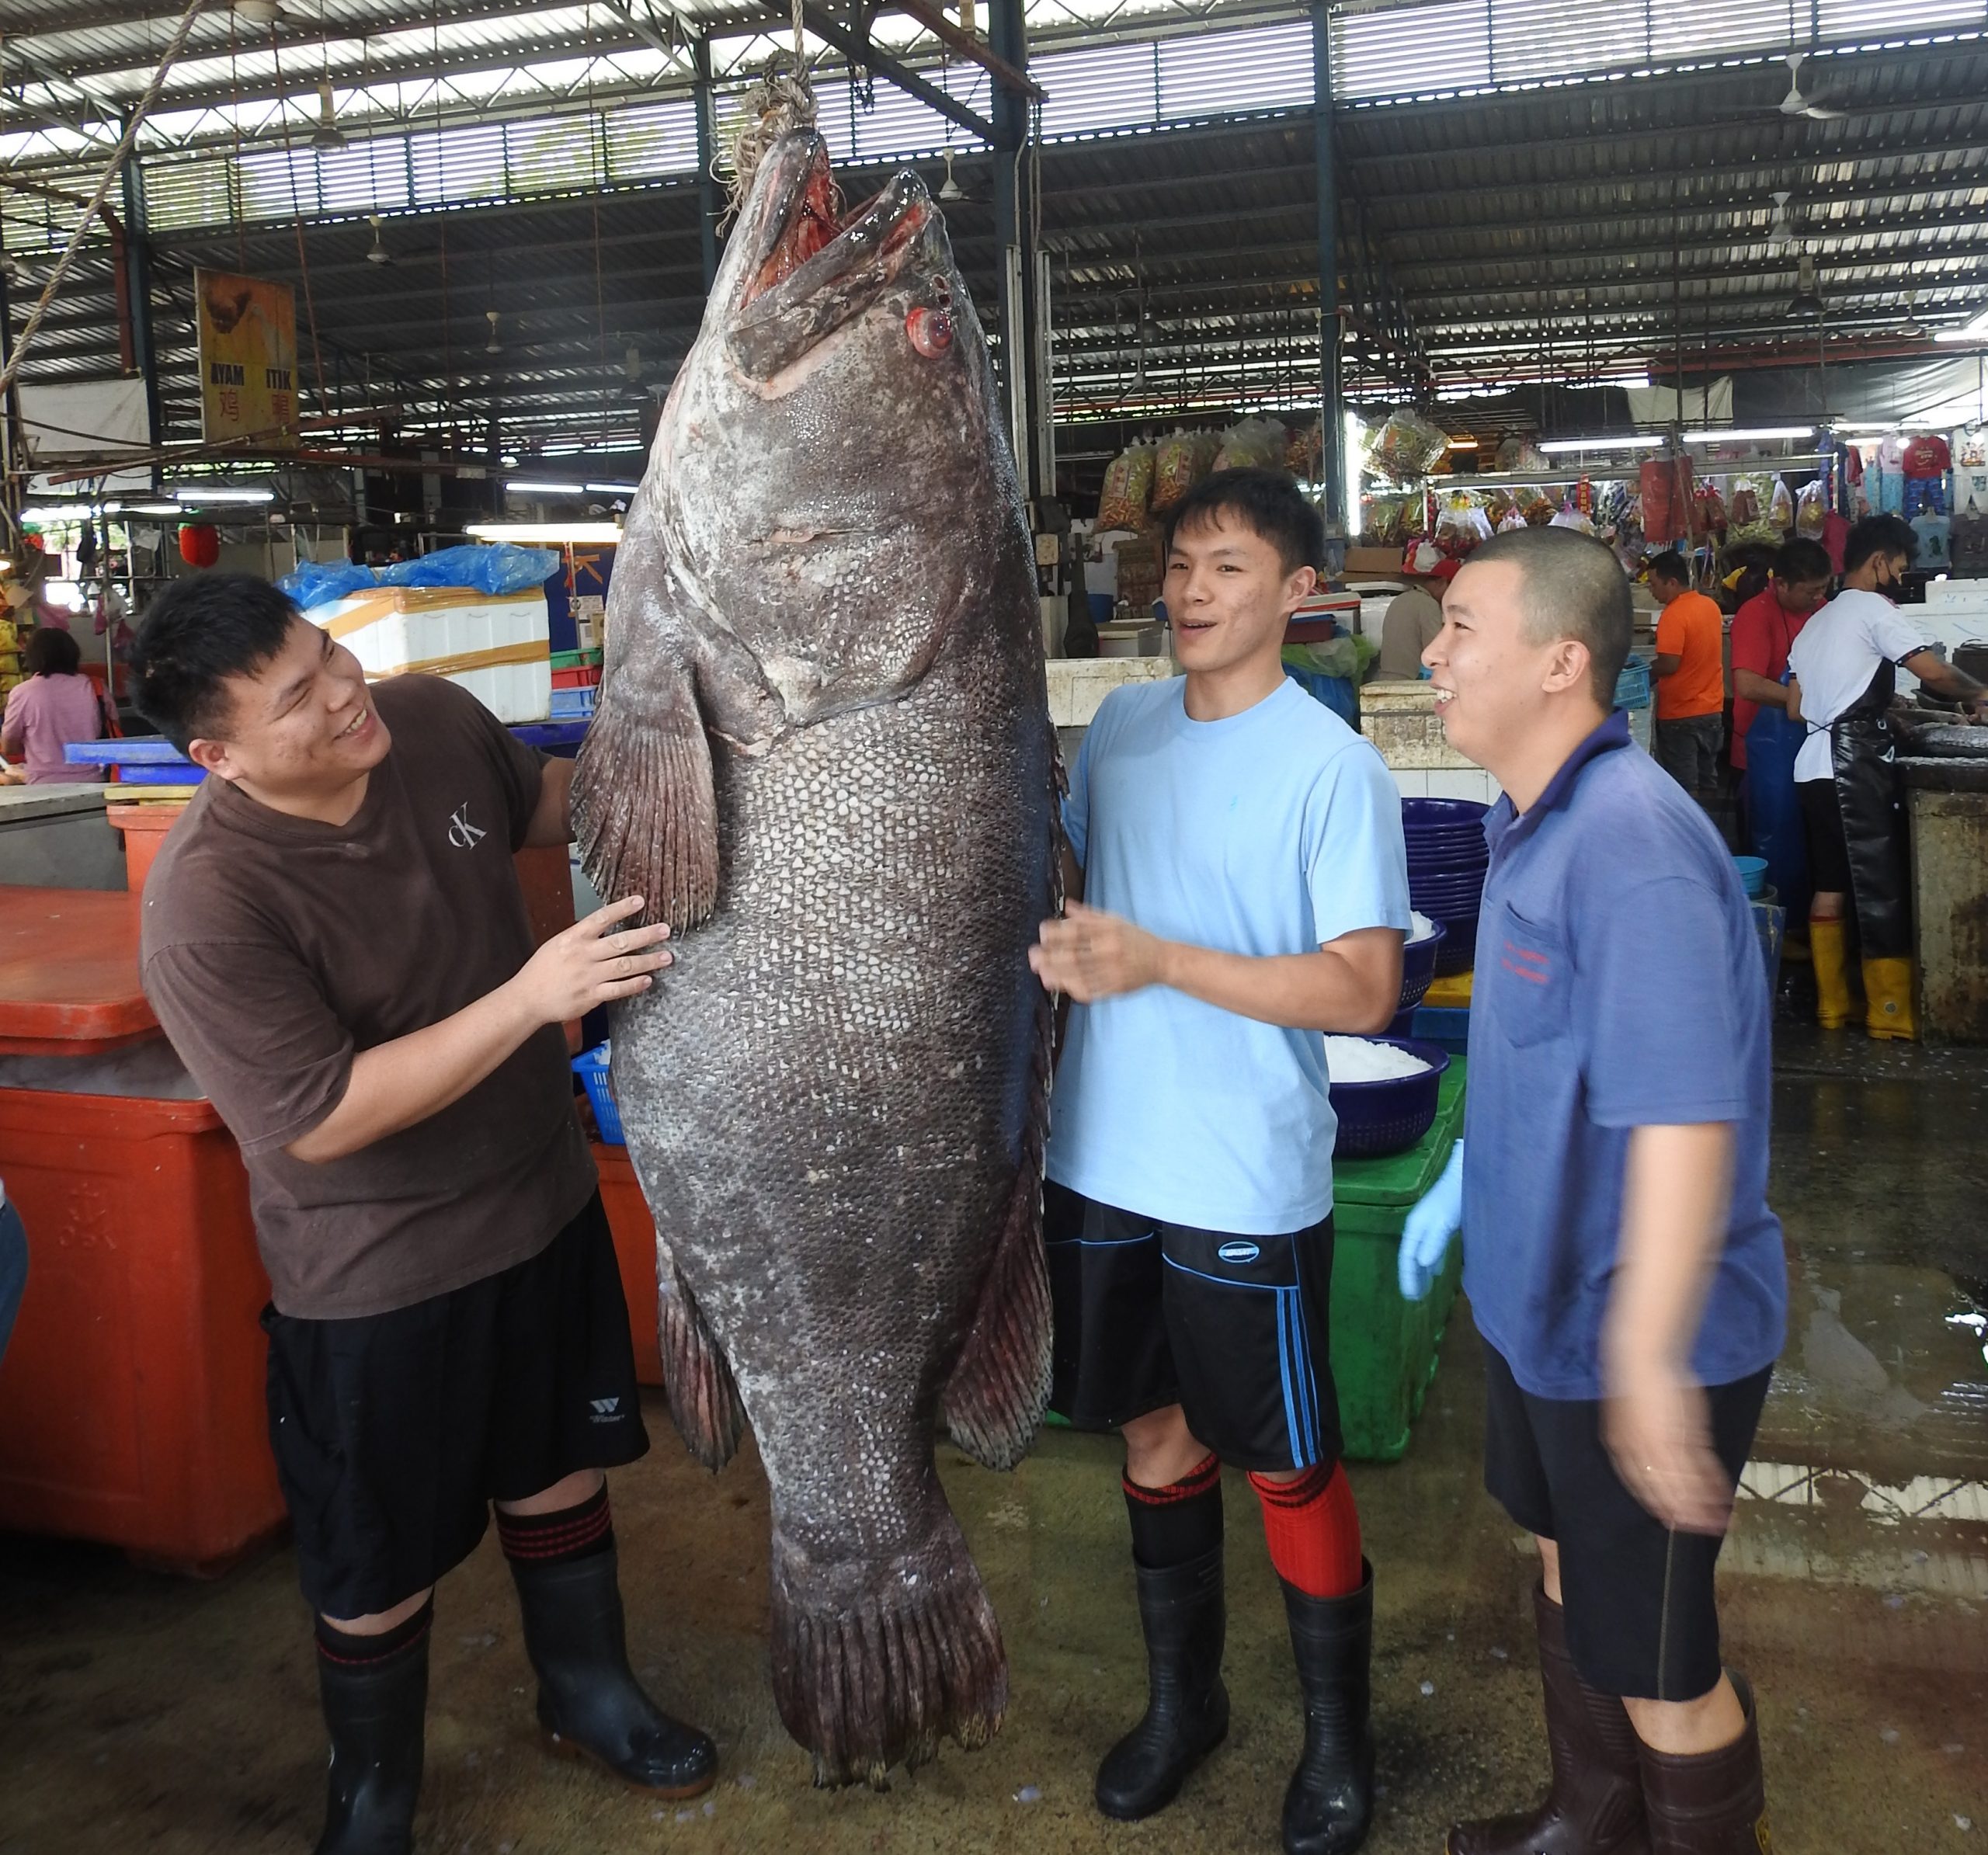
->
[194, 268, 300, 449]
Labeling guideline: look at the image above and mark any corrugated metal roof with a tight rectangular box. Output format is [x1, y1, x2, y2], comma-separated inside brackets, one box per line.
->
[4, 2, 1985, 456]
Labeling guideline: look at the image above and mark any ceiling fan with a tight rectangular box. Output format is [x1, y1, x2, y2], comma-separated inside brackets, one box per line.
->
[485, 310, 502, 355]
[1774, 51, 1844, 120]
[364, 215, 394, 265]
[1899, 290, 1927, 339]
[933, 148, 987, 205]
[1766, 191, 1796, 249]
[311, 82, 346, 152]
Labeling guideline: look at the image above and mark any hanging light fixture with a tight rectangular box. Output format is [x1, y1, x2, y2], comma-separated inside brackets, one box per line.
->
[311, 81, 346, 151]
[485, 310, 502, 355]
[1788, 254, 1825, 321]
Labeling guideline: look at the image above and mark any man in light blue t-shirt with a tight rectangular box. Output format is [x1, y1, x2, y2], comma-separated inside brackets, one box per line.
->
[1030, 468, 1409, 1855]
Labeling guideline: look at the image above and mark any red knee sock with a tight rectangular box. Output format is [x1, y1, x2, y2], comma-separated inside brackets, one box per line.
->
[1248, 1461, 1363, 1598]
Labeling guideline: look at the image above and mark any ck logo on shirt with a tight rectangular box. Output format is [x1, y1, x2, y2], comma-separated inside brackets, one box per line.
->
[447, 804, 488, 850]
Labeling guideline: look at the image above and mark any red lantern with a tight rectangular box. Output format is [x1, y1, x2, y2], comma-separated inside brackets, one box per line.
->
[178, 524, 220, 568]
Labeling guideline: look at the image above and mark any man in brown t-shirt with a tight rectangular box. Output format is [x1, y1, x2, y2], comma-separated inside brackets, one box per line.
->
[132, 573, 714, 1855]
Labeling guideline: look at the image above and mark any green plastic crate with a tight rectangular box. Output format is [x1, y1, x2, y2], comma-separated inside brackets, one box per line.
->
[551, 648, 604, 670]
[1329, 1055, 1467, 1461]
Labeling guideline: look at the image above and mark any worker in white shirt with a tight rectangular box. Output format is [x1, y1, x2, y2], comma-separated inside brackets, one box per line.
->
[1787, 515, 1987, 1037]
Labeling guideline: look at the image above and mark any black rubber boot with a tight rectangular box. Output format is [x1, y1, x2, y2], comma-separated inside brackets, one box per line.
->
[1280, 1561, 1375, 1855]
[1094, 1543, 1229, 1821]
[314, 1629, 427, 1855]
[509, 1545, 717, 1798]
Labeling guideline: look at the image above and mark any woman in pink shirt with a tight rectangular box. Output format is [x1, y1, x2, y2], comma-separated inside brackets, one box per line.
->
[2, 627, 106, 783]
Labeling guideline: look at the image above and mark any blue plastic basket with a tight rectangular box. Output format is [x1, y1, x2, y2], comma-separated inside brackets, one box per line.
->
[572, 1044, 623, 1145]
[1614, 657, 1653, 710]
[1329, 1038, 1453, 1159]
[1396, 921, 1447, 1013]
[550, 685, 598, 720]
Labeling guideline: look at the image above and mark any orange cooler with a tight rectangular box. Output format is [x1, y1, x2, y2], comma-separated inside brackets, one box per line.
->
[0, 1086, 283, 1569]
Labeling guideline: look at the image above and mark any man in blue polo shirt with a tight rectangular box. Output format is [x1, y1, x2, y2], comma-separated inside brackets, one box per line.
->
[1030, 467, 1409, 1855]
[1397, 527, 1784, 1855]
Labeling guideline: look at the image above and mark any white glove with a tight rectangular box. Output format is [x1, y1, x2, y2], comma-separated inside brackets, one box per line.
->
[1398, 1140, 1464, 1303]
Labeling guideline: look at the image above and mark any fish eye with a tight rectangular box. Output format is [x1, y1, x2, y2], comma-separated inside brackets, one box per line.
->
[906, 306, 953, 358]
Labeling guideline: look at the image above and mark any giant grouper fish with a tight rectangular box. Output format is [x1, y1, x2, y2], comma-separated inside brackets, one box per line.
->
[572, 125, 1062, 1787]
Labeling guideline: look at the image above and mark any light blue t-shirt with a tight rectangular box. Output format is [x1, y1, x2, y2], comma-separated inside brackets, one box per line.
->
[1046, 676, 1412, 1234]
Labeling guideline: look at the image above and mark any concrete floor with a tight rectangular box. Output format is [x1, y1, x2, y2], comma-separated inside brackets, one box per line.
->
[2, 1023, 1985, 1854]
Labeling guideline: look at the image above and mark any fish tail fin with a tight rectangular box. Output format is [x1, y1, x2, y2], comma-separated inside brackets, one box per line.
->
[770, 1499, 1007, 1788]
[656, 1248, 747, 1471]
[573, 666, 719, 934]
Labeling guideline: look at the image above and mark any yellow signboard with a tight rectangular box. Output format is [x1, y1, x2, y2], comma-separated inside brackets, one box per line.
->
[194, 268, 300, 450]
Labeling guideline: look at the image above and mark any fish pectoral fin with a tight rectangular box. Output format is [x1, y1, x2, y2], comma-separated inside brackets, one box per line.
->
[658, 1253, 747, 1471]
[941, 1162, 1052, 1474]
[574, 657, 719, 935]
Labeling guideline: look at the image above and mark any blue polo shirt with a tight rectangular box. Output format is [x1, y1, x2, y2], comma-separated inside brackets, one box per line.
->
[1462, 711, 1787, 1401]
[1046, 676, 1411, 1234]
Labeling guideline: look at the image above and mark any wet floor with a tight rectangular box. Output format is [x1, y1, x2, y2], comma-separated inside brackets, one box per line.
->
[2, 1023, 1984, 1853]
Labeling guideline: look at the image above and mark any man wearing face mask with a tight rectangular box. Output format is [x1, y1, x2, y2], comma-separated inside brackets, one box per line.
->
[1785, 515, 1988, 1037]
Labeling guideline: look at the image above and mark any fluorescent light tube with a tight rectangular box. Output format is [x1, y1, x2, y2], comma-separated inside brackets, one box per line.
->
[583, 481, 641, 495]
[506, 479, 589, 495]
[465, 521, 623, 544]
[1680, 427, 1814, 443]
[171, 485, 275, 503]
[1537, 435, 1665, 453]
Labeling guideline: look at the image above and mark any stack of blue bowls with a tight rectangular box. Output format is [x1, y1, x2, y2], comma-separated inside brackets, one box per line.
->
[1402, 797, 1491, 976]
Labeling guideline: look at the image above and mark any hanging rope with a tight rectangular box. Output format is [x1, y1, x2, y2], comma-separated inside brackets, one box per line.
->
[722, 0, 818, 217]
[0, 0, 209, 404]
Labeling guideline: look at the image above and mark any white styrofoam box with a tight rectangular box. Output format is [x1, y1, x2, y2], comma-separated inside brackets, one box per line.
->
[1044, 656, 1175, 728]
[1097, 622, 1165, 658]
[314, 586, 551, 724]
[1424, 767, 1503, 804]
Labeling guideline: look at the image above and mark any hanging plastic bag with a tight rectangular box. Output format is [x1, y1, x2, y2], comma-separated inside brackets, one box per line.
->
[1548, 505, 1597, 536]
[1097, 445, 1156, 531]
[1367, 408, 1451, 481]
[381, 543, 562, 595]
[1794, 479, 1827, 538]
[1150, 431, 1202, 512]
[1767, 476, 1795, 532]
[1213, 416, 1288, 473]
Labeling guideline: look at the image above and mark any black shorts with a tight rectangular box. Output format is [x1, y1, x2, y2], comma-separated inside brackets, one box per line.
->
[1483, 1345, 1771, 1702]
[1798, 777, 1853, 894]
[264, 1192, 649, 1620]
[1044, 1181, 1342, 1475]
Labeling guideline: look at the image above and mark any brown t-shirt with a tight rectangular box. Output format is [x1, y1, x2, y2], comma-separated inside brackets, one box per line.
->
[141, 674, 596, 1319]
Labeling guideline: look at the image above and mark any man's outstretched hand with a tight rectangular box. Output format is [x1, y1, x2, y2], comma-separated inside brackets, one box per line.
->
[1030, 900, 1168, 1002]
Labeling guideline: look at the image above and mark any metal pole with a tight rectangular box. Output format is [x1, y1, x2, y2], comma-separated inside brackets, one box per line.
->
[120, 141, 162, 450]
[1312, 0, 1343, 534]
[989, 0, 1041, 501]
[693, 35, 721, 294]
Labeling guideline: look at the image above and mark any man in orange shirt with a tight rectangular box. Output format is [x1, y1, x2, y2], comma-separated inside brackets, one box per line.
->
[1648, 554, 1726, 809]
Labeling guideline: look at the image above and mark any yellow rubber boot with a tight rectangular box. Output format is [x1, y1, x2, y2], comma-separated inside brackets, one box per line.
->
[1809, 919, 1853, 1030]
[1862, 957, 1920, 1041]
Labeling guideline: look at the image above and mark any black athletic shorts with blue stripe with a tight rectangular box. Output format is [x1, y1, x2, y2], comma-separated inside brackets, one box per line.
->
[1043, 1179, 1343, 1475]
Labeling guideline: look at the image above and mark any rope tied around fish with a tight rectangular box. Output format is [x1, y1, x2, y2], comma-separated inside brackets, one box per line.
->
[721, 0, 829, 223]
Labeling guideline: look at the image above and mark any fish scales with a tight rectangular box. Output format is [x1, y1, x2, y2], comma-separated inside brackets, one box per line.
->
[572, 127, 1061, 1787]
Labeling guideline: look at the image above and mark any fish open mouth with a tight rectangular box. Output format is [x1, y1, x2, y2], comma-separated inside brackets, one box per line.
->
[728, 134, 940, 377]
[742, 140, 931, 308]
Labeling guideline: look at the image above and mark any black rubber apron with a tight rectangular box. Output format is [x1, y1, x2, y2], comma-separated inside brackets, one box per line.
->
[1827, 661, 1913, 960]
